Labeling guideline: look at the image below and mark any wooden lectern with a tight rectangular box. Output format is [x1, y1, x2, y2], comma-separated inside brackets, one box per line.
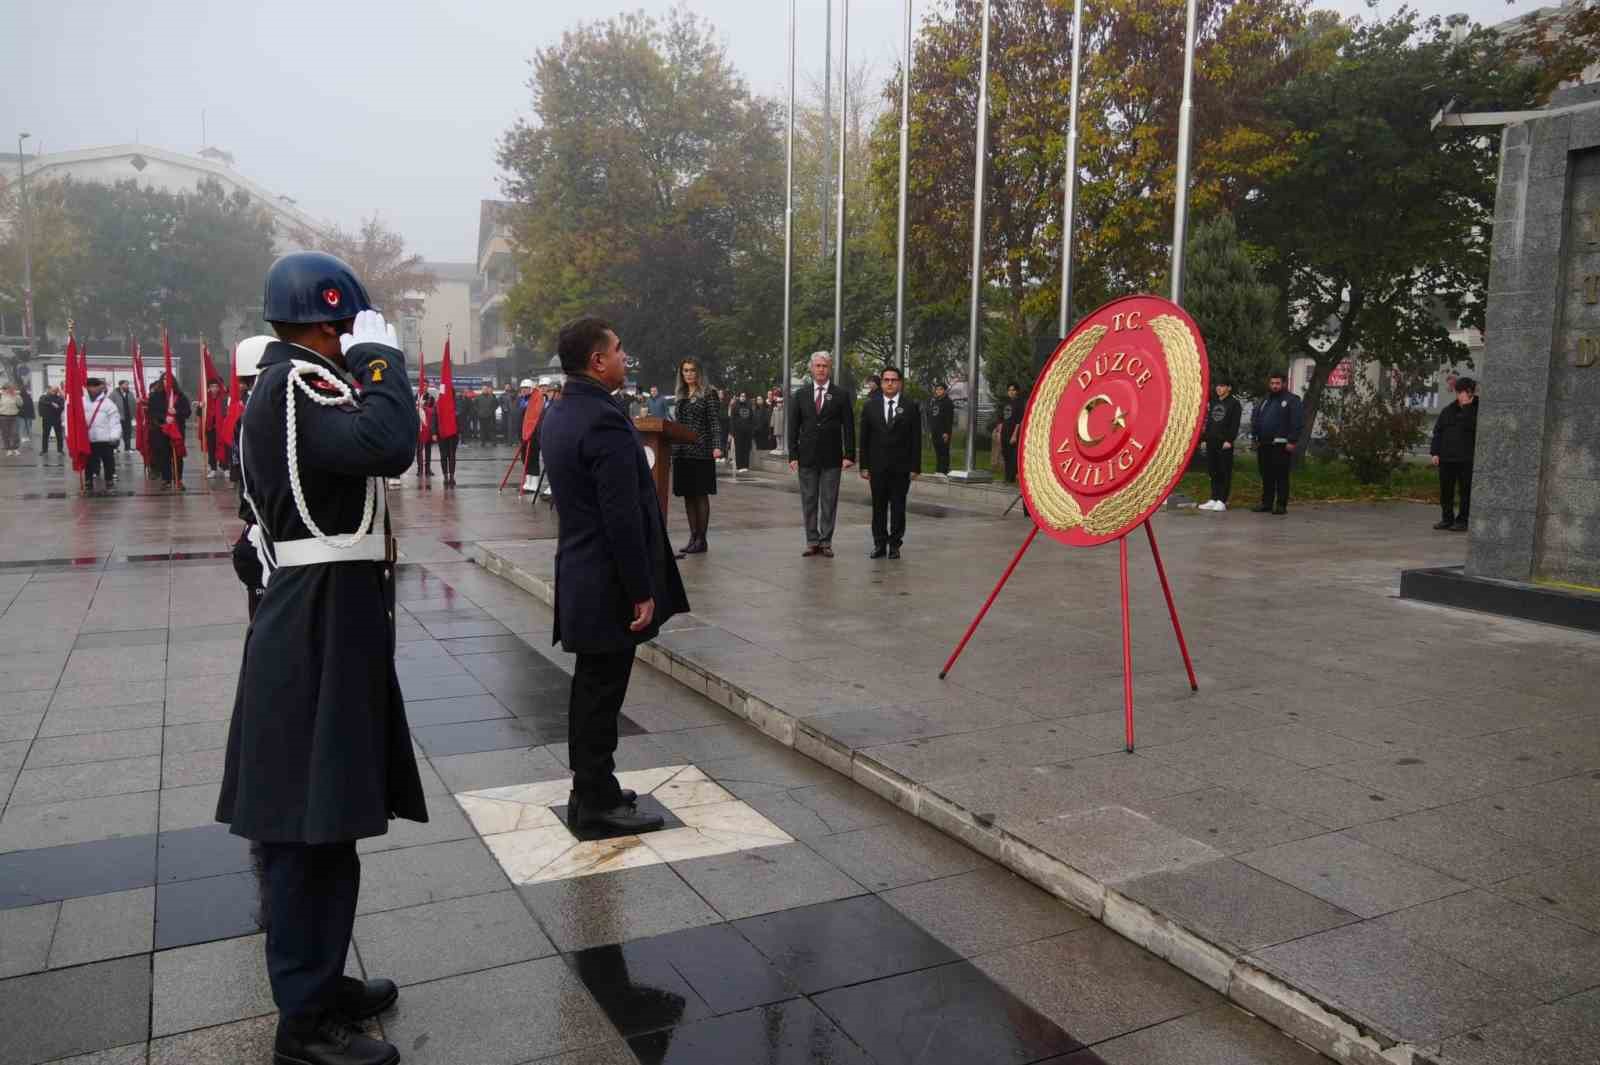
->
[634, 416, 700, 523]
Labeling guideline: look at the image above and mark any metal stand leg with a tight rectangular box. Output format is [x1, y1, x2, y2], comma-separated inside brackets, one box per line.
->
[939, 525, 1038, 679]
[1002, 492, 1025, 517]
[1120, 534, 1135, 752]
[1143, 520, 1198, 691]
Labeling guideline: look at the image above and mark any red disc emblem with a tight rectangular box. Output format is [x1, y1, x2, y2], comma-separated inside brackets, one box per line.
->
[1019, 295, 1209, 547]
[322, 287, 341, 308]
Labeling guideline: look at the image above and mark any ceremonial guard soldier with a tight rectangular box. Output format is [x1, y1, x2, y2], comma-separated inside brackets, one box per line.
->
[218, 252, 423, 1065]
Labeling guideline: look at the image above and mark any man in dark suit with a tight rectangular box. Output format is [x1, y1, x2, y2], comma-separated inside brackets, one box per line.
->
[787, 351, 856, 558]
[858, 366, 921, 559]
[927, 382, 954, 475]
[542, 316, 689, 833]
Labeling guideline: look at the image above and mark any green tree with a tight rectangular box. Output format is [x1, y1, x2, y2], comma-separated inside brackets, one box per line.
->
[1239, 11, 1541, 447]
[0, 175, 86, 376]
[1170, 212, 1282, 394]
[498, 7, 784, 390]
[1322, 367, 1429, 484]
[164, 178, 276, 346]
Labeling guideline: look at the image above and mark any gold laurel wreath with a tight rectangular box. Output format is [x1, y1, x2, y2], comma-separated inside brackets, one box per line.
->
[1022, 314, 1203, 537]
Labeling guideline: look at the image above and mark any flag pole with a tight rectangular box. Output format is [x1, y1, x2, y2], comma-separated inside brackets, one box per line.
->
[956, 0, 993, 481]
[781, 0, 796, 450]
[1169, 0, 1199, 304]
[1059, 0, 1085, 337]
[894, 0, 913, 375]
[831, 0, 850, 366]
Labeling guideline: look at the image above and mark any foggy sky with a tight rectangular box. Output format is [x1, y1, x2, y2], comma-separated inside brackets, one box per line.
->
[3, 0, 1531, 263]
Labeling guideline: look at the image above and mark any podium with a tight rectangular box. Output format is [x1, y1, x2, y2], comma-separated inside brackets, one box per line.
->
[634, 416, 700, 523]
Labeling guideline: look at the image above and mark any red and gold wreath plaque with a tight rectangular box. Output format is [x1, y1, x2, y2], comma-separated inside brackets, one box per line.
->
[1020, 295, 1209, 547]
[941, 294, 1207, 752]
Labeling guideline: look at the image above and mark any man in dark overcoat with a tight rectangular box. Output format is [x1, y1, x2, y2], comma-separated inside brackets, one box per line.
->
[542, 316, 689, 833]
[787, 351, 856, 557]
[217, 252, 421, 1065]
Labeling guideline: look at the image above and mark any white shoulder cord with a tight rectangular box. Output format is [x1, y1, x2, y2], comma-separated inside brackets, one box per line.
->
[284, 359, 376, 549]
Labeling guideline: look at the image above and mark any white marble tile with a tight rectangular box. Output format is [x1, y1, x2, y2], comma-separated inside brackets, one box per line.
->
[676, 801, 792, 842]
[616, 765, 687, 797]
[483, 825, 577, 884]
[527, 836, 659, 882]
[655, 778, 736, 810]
[455, 794, 561, 836]
[464, 778, 572, 808]
[639, 826, 742, 864]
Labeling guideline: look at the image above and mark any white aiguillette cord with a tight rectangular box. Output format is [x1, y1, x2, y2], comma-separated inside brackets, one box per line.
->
[238, 360, 380, 584]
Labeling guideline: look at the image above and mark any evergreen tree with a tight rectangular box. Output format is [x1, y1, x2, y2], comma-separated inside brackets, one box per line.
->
[1176, 213, 1282, 395]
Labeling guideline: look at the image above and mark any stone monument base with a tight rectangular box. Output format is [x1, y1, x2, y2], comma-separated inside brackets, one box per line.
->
[1400, 565, 1600, 633]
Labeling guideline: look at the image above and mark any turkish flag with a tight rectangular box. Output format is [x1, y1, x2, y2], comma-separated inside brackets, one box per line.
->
[162, 328, 187, 458]
[64, 334, 91, 473]
[131, 338, 150, 465]
[436, 338, 458, 440]
[223, 344, 243, 445]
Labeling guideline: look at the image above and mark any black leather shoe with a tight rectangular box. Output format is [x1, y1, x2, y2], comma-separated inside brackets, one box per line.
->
[1450, 518, 1468, 531]
[274, 1014, 398, 1065]
[1273, 506, 1288, 515]
[1252, 504, 1272, 513]
[869, 546, 887, 559]
[575, 801, 665, 834]
[1433, 519, 1454, 530]
[333, 976, 397, 1021]
[888, 546, 902, 559]
[568, 788, 636, 812]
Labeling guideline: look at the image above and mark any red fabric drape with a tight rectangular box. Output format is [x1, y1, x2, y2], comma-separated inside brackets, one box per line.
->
[65, 335, 91, 472]
[131, 339, 150, 465]
[162, 328, 187, 458]
[436, 338, 458, 440]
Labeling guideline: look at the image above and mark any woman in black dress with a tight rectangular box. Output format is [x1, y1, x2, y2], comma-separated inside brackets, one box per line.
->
[671, 358, 722, 557]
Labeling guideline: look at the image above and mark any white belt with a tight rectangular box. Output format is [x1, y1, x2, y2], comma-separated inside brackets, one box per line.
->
[269, 533, 388, 568]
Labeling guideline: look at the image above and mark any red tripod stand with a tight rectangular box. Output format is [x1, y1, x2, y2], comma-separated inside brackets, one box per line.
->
[939, 517, 1196, 752]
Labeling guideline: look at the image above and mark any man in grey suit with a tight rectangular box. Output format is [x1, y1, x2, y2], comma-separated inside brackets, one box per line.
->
[787, 352, 855, 558]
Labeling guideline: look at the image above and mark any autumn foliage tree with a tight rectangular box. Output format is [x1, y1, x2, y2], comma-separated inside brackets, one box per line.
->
[306, 215, 436, 315]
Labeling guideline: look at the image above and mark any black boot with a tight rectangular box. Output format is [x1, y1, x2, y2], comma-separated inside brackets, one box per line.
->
[333, 976, 398, 1021]
[572, 797, 664, 834]
[274, 1013, 398, 1065]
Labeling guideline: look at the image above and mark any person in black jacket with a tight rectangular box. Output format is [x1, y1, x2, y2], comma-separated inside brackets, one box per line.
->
[671, 359, 724, 557]
[998, 383, 1025, 483]
[542, 316, 688, 833]
[859, 367, 922, 558]
[1200, 380, 1243, 511]
[728, 391, 756, 472]
[1250, 371, 1304, 515]
[148, 377, 192, 491]
[788, 351, 856, 557]
[927, 382, 955, 475]
[1430, 376, 1478, 531]
[38, 387, 65, 459]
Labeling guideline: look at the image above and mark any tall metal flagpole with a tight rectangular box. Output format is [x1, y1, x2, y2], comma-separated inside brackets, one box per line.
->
[821, 0, 833, 260]
[894, 0, 913, 374]
[781, 0, 796, 447]
[1169, 0, 1199, 304]
[955, 0, 993, 481]
[1058, 0, 1085, 338]
[832, 0, 849, 364]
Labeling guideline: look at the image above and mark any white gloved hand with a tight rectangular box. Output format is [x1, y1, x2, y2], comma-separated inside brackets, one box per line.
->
[340, 309, 400, 355]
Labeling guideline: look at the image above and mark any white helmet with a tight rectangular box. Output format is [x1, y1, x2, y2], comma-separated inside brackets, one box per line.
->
[519, 378, 535, 389]
[235, 335, 275, 379]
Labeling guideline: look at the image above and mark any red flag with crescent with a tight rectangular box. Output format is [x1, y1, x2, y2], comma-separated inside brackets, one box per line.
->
[437, 338, 458, 440]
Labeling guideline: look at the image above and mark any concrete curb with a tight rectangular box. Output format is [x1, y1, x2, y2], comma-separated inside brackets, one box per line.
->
[476, 544, 1430, 1065]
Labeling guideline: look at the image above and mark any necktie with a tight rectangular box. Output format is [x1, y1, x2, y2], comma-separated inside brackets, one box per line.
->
[887, 399, 896, 422]
[815, 388, 824, 414]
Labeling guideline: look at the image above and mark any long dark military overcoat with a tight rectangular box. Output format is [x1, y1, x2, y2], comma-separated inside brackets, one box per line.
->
[217, 339, 426, 843]
[541, 376, 690, 653]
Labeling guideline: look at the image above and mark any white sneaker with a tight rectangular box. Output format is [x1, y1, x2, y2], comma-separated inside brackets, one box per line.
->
[737, 467, 749, 473]
[1214, 501, 1227, 512]
[1199, 499, 1219, 511]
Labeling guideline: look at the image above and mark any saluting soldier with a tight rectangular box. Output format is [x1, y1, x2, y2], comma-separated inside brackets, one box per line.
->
[217, 252, 422, 1065]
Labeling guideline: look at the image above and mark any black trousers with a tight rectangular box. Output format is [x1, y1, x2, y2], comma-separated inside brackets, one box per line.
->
[1002, 438, 1019, 483]
[733, 431, 753, 469]
[1258, 444, 1291, 509]
[1206, 444, 1234, 502]
[932, 435, 951, 474]
[40, 421, 63, 454]
[569, 647, 637, 805]
[870, 471, 911, 548]
[438, 436, 458, 481]
[1440, 461, 1472, 521]
[524, 436, 541, 478]
[258, 841, 360, 1022]
[416, 440, 433, 476]
[86, 442, 117, 487]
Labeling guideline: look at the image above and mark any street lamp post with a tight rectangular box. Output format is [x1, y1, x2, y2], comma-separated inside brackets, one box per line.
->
[1058, 0, 1084, 338]
[952, 0, 993, 483]
[1169, 0, 1199, 304]
[781, 0, 796, 449]
[17, 132, 35, 360]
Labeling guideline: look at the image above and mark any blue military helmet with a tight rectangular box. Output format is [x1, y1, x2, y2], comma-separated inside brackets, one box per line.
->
[261, 251, 374, 324]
